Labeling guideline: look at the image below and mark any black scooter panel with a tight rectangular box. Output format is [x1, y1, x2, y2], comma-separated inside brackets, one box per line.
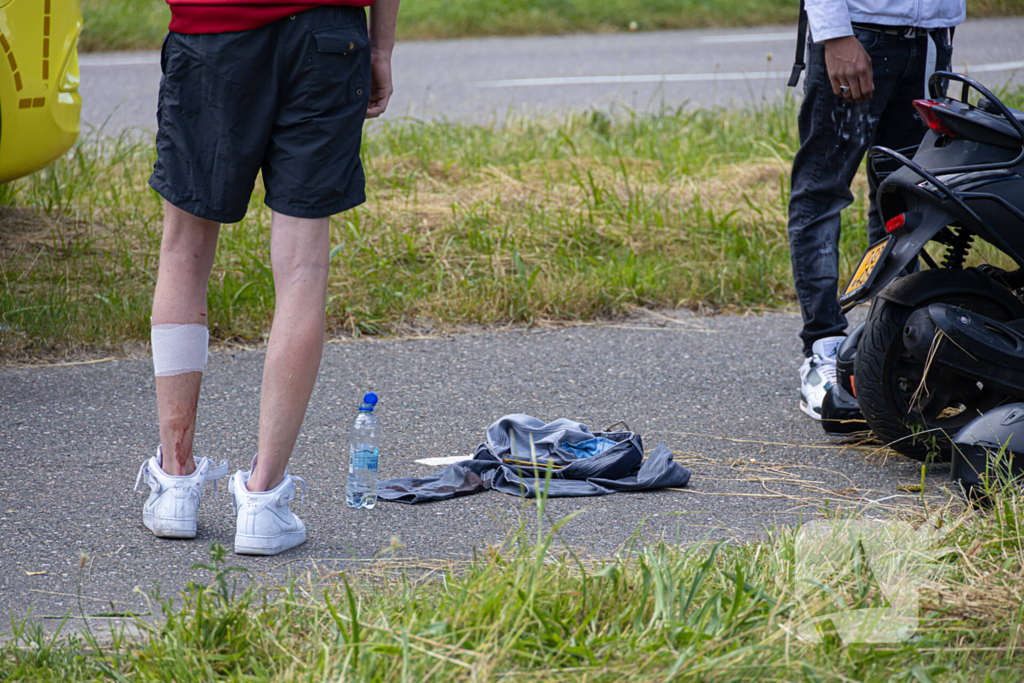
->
[839, 203, 957, 309]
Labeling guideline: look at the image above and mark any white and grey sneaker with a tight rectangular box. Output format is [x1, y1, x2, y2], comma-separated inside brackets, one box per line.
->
[134, 446, 229, 539]
[799, 335, 845, 420]
[228, 457, 306, 556]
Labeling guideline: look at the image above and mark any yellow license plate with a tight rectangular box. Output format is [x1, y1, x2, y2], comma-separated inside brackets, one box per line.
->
[844, 240, 888, 297]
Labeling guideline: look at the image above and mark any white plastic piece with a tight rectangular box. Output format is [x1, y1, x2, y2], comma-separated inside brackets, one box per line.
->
[416, 455, 473, 467]
[151, 323, 209, 377]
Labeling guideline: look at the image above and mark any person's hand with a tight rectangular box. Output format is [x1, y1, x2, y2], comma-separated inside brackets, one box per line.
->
[366, 50, 393, 119]
[823, 35, 874, 103]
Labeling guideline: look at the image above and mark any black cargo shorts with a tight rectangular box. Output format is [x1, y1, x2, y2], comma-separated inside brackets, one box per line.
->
[149, 6, 371, 224]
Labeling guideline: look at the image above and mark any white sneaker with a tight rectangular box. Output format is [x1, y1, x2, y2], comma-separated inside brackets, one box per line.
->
[799, 335, 845, 420]
[134, 446, 229, 539]
[228, 457, 306, 556]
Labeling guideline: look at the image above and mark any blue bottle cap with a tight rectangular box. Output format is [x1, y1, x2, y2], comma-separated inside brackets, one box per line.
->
[363, 392, 378, 406]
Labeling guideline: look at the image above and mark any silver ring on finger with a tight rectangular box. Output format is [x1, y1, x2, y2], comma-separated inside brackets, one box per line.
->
[839, 85, 851, 95]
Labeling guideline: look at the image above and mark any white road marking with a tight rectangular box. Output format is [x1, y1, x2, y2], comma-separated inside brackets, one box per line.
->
[475, 60, 1024, 88]
[698, 32, 794, 44]
[80, 54, 160, 67]
[962, 60, 1024, 73]
[415, 455, 473, 466]
[475, 71, 788, 87]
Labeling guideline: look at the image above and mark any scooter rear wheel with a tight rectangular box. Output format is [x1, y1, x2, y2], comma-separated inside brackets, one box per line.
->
[855, 287, 1017, 461]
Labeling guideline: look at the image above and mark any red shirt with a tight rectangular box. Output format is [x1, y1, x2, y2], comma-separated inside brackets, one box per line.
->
[167, 0, 375, 34]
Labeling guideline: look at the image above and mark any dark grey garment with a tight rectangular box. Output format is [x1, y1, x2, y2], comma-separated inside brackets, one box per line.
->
[378, 414, 692, 504]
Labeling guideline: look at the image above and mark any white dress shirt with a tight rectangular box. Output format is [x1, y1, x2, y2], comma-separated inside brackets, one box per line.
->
[806, 0, 966, 42]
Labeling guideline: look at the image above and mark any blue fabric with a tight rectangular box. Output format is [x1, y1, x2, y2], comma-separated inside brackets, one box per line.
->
[561, 437, 617, 460]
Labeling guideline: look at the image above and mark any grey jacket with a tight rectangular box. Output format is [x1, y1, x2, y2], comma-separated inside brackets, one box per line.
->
[378, 414, 692, 503]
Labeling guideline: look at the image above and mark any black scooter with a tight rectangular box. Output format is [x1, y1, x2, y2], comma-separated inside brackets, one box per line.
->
[836, 72, 1024, 461]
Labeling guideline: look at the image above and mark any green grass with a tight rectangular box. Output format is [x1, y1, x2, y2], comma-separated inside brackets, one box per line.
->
[5, 88, 1024, 358]
[78, 0, 1024, 52]
[5, 477, 1024, 682]
[1, 98, 811, 357]
[80, 0, 170, 53]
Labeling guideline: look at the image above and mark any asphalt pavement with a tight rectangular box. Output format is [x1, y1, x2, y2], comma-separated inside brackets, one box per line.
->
[1, 310, 952, 626]
[78, 17, 1024, 135]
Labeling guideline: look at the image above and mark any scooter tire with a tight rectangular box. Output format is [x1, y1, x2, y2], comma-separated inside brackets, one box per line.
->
[856, 292, 1016, 461]
[855, 299, 937, 460]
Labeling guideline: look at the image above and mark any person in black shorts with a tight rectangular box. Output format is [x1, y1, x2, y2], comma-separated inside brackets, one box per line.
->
[134, 1, 400, 556]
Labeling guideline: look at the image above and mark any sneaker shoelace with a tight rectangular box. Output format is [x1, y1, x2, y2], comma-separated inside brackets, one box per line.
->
[207, 460, 230, 500]
[292, 475, 306, 503]
[134, 460, 148, 492]
[814, 357, 838, 387]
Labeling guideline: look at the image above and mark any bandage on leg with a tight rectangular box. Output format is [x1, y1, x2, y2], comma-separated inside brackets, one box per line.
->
[152, 324, 209, 377]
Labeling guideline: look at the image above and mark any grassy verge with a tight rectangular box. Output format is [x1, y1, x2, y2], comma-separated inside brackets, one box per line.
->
[79, 0, 1024, 52]
[5, 89, 1024, 359]
[5, 482, 1024, 681]
[1, 99, 812, 357]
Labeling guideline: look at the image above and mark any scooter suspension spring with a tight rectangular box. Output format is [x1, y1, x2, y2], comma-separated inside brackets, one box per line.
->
[943, 227, 974, 270]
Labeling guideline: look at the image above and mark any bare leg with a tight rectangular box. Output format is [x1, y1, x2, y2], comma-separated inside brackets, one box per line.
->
[248, 211, 330, 492]
[152, 201, 221, 476]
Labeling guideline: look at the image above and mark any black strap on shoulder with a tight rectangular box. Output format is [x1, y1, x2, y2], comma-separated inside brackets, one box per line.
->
[788, 0, 808, 87]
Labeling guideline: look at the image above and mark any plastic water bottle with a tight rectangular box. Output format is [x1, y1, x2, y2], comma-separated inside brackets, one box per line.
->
[346, 392, 379, 509]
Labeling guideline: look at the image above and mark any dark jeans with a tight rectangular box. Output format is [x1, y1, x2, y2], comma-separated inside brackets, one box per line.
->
[787, 26, 952, 356]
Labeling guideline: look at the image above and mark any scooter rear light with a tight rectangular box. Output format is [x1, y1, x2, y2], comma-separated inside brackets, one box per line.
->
[885, 214, 906, 233]
[913, 99, 956, 137]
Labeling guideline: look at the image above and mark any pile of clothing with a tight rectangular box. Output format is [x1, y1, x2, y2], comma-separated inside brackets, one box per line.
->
[378, 414, 692, 504]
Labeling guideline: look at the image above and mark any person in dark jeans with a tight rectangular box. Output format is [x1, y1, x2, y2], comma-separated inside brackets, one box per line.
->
[789, 0, 963, 420]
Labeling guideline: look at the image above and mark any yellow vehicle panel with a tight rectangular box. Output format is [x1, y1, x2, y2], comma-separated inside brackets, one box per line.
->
[0, 0, 82, 184]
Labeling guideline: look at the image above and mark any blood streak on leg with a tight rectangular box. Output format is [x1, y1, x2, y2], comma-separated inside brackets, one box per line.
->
[167, 383, 200, 475]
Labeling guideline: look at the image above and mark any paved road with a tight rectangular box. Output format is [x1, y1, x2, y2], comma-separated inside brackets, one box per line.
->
[79, 18, 1024, 135]
[2, 310, 951, 626]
